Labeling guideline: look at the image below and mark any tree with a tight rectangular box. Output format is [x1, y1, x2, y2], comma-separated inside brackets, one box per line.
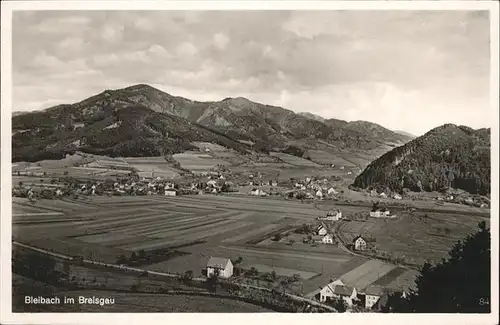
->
[138, 249, 146, 260]
[235, 256, 243, 265]
[116, 254, 127, 265]
[182, 270, 194, 284]
[280, 278, 290, 294]
[206, 273, 218, 293]
[383, 221, 490, 313]
[248, 267, 259, 277]
[444, 227, 451, 236]
[331, 298, 348, 312]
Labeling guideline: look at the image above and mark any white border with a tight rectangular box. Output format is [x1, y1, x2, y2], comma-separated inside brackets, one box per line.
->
[1, 1, 499, 325]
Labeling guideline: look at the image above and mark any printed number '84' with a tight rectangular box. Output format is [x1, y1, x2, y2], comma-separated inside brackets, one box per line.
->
[479, 298, 490, 305]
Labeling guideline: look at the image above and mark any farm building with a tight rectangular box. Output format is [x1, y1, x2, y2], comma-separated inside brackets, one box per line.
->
[319, 281, 358, 306]
[206, 257, 233, 278]
[322, 234, 334, 244]
[370, 207, 390, 218]
[326, 210, 342, 221]
[315, 223, 328, 236]
[207, 180, 217, 187]
[315, 190, 323, 198]
[327, 188, 338, 195]
[393, 193, 402, 200]
[250, 188, 265, 196]
[361, 286, 385, 310]
[353, 236, 367, 251]
[164, 189, 177, 196]
[379, 192, 388, 198]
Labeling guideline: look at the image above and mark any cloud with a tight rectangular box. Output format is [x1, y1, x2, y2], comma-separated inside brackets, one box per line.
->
[11, 10, 492, 135]
[56, 37, 85, 52]
[32, 15, 91, 34]
[175, 42, 198, 57]
[133, 17, 155, 31]
[213, 33, 230, 50]
[101, 23, 124, 43]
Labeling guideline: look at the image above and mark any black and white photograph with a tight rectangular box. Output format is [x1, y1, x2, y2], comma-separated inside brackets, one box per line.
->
[1, 1, 498, 323]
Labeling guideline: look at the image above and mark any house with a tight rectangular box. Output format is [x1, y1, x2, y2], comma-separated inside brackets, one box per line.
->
[322, 234, 334, 244]
[164, 189, 177, 196]
[370, 207, 390, 218]
[327, 188, 338, 195]
[271, 181, 278, 187]
[206, 257, 233, 278]
[362, 286, 385, 309]
[207, 180, 217, 187]
[326, 210, 342, 221]
[319, 281, 358, 306]
[353, 236, 367, 251]
[315, 223, 328, 236]
[315, 190, 323, 198]
[379, 192, 388, 198]
[393, 193, 402, 200]
[250, 188, 262, 196]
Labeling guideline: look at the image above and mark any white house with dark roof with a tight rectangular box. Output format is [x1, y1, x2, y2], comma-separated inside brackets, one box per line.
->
[353, 235, 367, 251]
[315, 223, 328, 236]
[207, 257, 233, 278]
[164, 189, 177, 196]
[322, 234, 334, 244]
[370, 207, 390, 218]
[362, 285, 386, 309]
[319, 280, 358, 306]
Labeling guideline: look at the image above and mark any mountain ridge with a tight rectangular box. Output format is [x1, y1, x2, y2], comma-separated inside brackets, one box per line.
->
[12, 84, 414, 163]
[352, 123, 491, 195]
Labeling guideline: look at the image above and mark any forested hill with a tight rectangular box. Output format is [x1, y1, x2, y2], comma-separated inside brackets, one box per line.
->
[352, 124, 491, 196]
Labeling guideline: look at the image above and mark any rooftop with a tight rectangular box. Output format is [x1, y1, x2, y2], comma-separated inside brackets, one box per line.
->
[207, 257, 231, 268]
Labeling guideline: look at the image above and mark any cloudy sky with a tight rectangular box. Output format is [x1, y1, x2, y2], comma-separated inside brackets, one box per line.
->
[12, 10, 490, 135]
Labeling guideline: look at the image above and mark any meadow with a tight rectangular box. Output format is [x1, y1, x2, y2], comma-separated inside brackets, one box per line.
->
[12, 192, 485, 298]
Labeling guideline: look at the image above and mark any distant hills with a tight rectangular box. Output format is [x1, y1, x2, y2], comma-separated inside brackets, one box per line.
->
[12, 84, 412, 163]
[394, 130, 416, 139]
[352, 124, 491, 195]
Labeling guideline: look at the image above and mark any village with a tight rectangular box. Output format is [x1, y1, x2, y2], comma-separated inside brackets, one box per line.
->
[200, 209, 405, 313]
[11, 153, 490, 314]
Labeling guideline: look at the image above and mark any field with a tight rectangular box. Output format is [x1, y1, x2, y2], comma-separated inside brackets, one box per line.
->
[12, 192, 487, 300]
[338, 209, 489, 265]
[173, 152, 229, 172]
[11, 195, 400, 296]
[303, 149, 357, 167]
[53, 290, 275, 312]
[270, 152, 321, 167]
